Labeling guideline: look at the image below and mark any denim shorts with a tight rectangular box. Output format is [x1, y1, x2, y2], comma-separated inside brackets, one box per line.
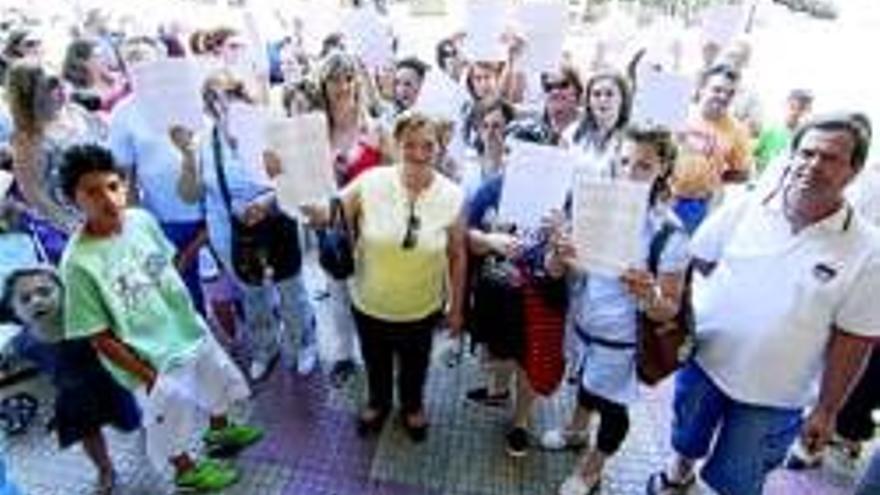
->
[671, 361, 803, 495]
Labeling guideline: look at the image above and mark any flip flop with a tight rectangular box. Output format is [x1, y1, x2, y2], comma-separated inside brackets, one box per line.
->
[645, 471, 695, 495]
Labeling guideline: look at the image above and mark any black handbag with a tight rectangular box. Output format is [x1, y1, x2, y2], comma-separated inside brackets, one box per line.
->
[316, 196, 354, 280]
[212, 127, 302, 286]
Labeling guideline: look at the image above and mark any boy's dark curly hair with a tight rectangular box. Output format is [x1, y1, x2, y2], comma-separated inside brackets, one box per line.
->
[59, 144, 123, 201]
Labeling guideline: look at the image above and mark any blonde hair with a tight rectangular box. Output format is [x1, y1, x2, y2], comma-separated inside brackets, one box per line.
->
[392, 111, 440, 144]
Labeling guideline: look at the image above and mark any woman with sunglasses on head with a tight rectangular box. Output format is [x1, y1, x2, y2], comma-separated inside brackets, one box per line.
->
[566, 71, 632, 175]
[302, 112, 466, 443]
[315, 51, 392, 387]
[61, 38, 127, 115]
[507, 66, 583, 147]
[542, 126, 689, 495]
[5, 60, 106, 262]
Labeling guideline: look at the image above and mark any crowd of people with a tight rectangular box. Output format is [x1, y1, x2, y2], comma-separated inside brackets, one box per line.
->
[0, 2, 878, 495]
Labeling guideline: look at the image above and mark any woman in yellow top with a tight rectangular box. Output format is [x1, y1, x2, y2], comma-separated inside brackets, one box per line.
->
[304, 112, 467, 442]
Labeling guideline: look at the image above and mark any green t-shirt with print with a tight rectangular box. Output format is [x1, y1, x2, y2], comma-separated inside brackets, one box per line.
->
[61, 208, 205, 389]
[753, 125, 791, 175]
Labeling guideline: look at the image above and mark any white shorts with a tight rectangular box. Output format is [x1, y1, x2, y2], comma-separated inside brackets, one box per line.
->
[136, 335, 250, 469]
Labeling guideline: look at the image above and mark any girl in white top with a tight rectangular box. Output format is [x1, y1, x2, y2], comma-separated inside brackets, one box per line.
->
[545, 126, 690, 495]
[564, 71, 632, 178]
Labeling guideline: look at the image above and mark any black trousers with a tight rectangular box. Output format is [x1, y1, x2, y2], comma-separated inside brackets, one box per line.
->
[577, 386, 630, 455]
[837, 346, 880, 442]
[353, 308, 439, 415]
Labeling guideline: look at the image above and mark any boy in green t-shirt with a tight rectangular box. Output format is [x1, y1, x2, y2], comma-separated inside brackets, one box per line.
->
[58, 144, 262, 492]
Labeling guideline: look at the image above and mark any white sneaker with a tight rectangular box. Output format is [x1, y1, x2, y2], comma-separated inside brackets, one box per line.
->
[540, 429, 588, 451]
[559, 474, 598, 495]
[249, 360, 270, 381]
[297, 345, 319, 375]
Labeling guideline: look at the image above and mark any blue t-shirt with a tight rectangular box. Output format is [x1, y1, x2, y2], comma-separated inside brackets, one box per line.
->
[108, 96, 203, 224]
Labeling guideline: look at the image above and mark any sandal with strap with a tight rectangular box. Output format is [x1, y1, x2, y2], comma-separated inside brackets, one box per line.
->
[559, 474, 600, 495]
[645, 471, 695, 495]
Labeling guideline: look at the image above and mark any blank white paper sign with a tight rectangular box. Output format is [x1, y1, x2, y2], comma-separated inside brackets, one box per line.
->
[0, 170, 12, 199]
[498, 142, 576, 232]
[631, 69, 694, 131]
[268, 112, 336, 216]
[463, 0, 508, 62]
[227, 102, 268, 169]
[131, 58, 204, 134]
[515, 0, 566, 74]
[700, 4, 747, 47]
[341, 7, 394, 71]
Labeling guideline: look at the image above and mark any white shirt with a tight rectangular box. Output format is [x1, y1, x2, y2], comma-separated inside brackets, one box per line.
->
[690, 193, 880, 408]
[109, 96, 203, 223]
[848, 165, 880, 227]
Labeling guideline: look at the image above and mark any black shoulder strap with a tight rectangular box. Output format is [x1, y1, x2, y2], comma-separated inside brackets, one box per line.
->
[211, 126, 235, 221]
[647, 222, 677, 275]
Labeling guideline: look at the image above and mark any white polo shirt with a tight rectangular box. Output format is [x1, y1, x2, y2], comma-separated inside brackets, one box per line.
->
[690, 193, 880, 409]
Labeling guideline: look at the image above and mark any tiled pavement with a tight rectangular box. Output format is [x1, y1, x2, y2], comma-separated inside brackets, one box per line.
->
[4, 350, 868, 495]
[2, 264, 871, 494]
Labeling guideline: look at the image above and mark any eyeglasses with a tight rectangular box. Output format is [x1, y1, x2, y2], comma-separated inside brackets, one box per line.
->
[402, 200, 421, 250]
[543, 80, 570, 93]
[590, 89, 617, 99]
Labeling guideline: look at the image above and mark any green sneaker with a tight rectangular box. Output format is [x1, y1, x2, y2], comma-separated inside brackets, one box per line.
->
[175, 459, 239, 492]
[203, 423, 264, 457]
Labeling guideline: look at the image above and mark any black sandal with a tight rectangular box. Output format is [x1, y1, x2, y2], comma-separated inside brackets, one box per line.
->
[356, 408, 388, 437]
[400, 413, 429, 443]
[645, 471, 695, 495]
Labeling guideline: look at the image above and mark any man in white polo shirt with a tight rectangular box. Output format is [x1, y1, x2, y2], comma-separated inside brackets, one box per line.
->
[646, 113, 880, 495]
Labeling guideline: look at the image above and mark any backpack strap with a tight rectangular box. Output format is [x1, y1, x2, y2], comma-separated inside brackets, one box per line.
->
[647, 222, 678, 276]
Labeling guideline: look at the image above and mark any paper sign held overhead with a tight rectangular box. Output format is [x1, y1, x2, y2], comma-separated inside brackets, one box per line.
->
[131, 58, 204, 134]
[700, 4, 748, 47]
[341, 6, 394, 71]
[630, 68, 694, 131]
[514, 0, 566, 74]
[463, 0, 508, 62]
[268, 112, 336, 217]
[572, 175, 650, 276]
[0, 170, 12, 199]
[413, 69, 469, 122]
[498, 141, 576, 233]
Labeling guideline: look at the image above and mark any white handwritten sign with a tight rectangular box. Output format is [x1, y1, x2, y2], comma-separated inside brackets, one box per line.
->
[498, 142, 575, 232]
[572, 175, 650, 275]
[131, 58, 204, 134]
[268, 112, 336, 216]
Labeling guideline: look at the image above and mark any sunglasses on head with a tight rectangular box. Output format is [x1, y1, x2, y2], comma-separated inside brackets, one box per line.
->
[543, 80, 570, 93]
[402, 200, 421, 250]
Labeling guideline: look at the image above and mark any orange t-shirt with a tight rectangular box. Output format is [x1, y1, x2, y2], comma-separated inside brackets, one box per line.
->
[673, 111, 752, 198]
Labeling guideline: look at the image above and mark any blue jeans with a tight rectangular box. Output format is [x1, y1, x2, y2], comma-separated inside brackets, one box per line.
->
[240, 273, 317, 366]
[856, 448, 880, 495]
[673, 198, 710, 234]
[671, 362, 802, 495]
